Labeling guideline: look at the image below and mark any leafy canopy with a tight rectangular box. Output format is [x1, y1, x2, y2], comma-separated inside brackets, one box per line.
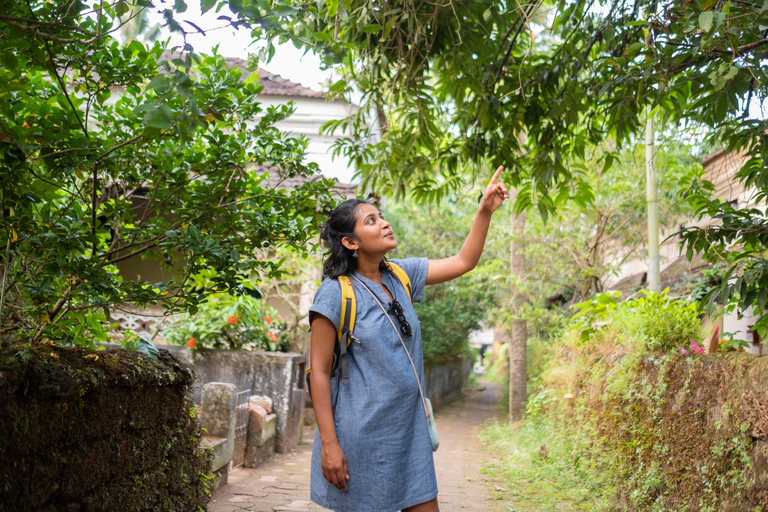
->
[0, 0, 337, 348]
[228, 0, 765, 211]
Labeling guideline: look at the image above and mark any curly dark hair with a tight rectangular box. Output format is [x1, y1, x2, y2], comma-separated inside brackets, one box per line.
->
[320, 198, 392, 279]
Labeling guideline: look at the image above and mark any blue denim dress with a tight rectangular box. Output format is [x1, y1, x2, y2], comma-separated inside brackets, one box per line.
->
[308, 258, 438, 512]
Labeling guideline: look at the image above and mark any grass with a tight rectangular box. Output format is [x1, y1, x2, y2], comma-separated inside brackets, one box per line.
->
[479, 418, 615, 511]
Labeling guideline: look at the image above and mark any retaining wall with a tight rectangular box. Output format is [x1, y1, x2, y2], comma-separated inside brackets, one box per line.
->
[163, 346, 306, 453]
[423, 355, 473, 411]
[574, 353, 768, 511]
[0, 345, 211, 512]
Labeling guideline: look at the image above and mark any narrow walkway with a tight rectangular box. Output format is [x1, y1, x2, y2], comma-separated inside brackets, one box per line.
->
[208, 381, 512, 512]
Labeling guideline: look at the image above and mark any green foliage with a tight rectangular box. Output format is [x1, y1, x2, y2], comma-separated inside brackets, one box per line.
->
[0, 1, 336, 349]
[238, 0, 765, 211]
[167, 272, 288, 352]
[484, 342, 510, 385]
[414, 285, 485, 358]
[571, 291, 622, 343]
[571, 290, 702, 353]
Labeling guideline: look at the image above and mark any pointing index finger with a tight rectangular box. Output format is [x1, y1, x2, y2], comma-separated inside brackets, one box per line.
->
[489, 165, 504, 186]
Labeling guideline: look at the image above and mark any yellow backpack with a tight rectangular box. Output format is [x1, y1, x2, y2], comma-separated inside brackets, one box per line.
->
[305, 262, 412, 395]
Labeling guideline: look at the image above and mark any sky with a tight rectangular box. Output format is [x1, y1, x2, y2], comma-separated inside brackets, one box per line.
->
[153, 4, 336, 92]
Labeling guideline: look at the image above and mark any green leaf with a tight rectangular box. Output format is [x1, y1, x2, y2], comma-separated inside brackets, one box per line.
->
[135, 334, 160, 359]
[201, 0, 216, 14]
[329, 79, 347, 92]
[699, 11, 714, 32]
[712, 12, 726, 31]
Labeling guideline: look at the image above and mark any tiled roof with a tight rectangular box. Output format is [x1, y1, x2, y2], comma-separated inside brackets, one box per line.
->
[221, 57, 325, 98]
[158, 52, 325, 98]
[249, 163, 356, 198]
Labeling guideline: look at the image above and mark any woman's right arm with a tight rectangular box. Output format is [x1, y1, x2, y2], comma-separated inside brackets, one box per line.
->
[309, 314, 349, 491]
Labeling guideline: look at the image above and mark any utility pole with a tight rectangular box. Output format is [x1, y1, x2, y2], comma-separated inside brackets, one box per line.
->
[646, 105, 661, 294]
[509, 190, 527, 423]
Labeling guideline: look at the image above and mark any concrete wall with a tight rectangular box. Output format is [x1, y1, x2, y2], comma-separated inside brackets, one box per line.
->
[423, 355, 473, 411]
[164, 346, 306, 454]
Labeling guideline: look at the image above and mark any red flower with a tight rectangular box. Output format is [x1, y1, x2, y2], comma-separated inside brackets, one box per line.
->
[269, 333, 277, 342]
[226, 314, 238, 324]
[265, 316, 272, 324]
[187, 337, 197, 348]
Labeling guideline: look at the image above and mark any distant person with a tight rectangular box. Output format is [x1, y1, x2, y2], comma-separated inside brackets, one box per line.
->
[308, 167, 509, 512]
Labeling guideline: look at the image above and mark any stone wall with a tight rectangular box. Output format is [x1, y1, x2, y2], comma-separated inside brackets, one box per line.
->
[423, 355, 473, 411]
[0, 345, 211, 512]
[572, 353, 768, 511]
[164, 346, 306, 453]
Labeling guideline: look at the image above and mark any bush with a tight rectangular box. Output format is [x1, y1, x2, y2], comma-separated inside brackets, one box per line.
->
[570, 289, 702, 353]
[416, 284, 485, 357]
[166, 270, 289, 352]
[167, 291, 289, 352]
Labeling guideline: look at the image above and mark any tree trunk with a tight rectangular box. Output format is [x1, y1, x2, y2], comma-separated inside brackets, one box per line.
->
[509, 191, 527, 423]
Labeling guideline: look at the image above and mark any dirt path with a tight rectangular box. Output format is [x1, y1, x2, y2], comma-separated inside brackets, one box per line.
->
[208, 381, 513, 512]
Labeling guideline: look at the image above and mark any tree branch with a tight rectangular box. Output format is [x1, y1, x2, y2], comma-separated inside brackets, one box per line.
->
[42, 39, 88, 137]
[666, 38, 768, 75]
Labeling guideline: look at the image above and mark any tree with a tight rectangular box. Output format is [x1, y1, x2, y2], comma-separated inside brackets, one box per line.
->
[0, 1, 337, 348]
[231, 0, 763, 207]
[222, 0, 768, 338]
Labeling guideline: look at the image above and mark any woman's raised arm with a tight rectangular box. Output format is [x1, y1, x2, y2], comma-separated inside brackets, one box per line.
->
[425, 166, 509, 286]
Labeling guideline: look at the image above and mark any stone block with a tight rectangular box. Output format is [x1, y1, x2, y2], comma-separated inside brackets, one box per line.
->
[200, 382, 237, 471]
[251, 394, 273, 414]
[244, 434, 275, 468]
[202, 435, 230, 474]
[261, 413, 277, 447]
[246, 404, 268, 445]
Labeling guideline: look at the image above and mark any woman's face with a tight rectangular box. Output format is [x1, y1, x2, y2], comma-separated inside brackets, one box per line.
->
[349, 203, 398, 255]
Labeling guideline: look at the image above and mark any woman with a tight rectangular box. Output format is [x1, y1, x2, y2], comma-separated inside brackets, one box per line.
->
[309, 166, 509, 512]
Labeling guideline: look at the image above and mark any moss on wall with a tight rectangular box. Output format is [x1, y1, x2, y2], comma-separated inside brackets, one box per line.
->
[565, 353, 768, 511]
[0, 345, 212, 512]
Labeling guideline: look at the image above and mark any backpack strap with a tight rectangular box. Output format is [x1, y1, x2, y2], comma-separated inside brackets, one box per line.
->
[388, 262, 412, 302]
[338, 275, 356, 345]
[336, 275, 356, 384]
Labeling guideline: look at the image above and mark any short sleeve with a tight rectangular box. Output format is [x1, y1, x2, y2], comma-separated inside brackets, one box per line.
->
[308, 278, 342, 331]
[389, 257, 429, 303]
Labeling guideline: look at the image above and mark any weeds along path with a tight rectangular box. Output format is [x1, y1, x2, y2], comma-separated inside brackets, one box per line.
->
[208, 380, 513, 512]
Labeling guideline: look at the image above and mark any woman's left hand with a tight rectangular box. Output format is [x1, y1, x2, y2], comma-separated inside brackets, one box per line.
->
[479, 165, 510, 214]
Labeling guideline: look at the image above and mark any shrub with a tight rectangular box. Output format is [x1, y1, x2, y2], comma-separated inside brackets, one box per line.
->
[416, 284, 485, 357]
[166, 272, 289, 352]
[570, 289, 702, 353]
[611, 290, 702, 353]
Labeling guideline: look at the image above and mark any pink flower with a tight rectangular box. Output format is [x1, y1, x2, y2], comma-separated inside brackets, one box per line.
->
[675, 342, 687, 354]
[690, 339, 706, 355]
